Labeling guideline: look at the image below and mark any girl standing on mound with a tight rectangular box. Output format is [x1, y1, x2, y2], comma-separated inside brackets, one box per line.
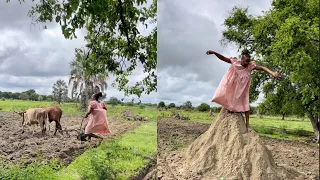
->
[206, 49, 280, 131]
[84, 92, 111, 141]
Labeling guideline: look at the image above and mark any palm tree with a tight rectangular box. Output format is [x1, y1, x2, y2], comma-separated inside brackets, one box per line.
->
[68, 50, 108, 111]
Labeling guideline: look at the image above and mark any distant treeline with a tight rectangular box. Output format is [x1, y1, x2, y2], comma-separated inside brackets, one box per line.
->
[0, 89, 75, 103]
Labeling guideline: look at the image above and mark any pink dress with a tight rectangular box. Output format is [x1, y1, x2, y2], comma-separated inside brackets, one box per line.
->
[211, 57, 256, 112]
[85, 100, 111, 134]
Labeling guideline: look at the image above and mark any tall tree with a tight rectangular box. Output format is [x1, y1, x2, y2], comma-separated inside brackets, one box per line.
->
[168, 103, 176, 108]
[184, 101, 193, 109]
[69, 53, 108, 111]
[52, 79, 68, 104]
[197, 103, 211, 112]
[6, 0, 157, 98]
[222, 0, 319, 141]
[158, 101, 165, 108]
[19, 92, 29, 100]
[108, 97, 121, 106]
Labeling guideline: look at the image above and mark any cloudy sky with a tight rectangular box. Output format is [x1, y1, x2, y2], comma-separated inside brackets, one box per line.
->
[0, 0, 157, 103]
[158, 0, 272, 107]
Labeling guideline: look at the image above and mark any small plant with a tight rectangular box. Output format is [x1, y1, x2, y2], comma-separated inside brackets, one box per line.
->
[139, 104, 145, 109]
[253, 125, 276, 135]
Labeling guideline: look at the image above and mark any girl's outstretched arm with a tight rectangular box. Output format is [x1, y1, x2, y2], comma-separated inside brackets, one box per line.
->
[254, 65, 280, 79]
[206, 50, 231, 64]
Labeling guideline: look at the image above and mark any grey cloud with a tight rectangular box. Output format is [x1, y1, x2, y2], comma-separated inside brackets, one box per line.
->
[0, 28, 85, 77]
[0, 74, 69, 95]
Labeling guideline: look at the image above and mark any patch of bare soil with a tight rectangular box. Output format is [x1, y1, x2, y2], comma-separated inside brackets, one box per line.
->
[157, 110, 319, 180]
[0, 112, 139, 166]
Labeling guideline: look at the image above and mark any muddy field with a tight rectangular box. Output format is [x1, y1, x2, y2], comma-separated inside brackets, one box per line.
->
[0, 111, 139, 166]
[157, 118, 319, 180]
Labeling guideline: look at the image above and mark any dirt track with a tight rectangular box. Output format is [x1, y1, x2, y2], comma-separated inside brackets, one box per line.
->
[0, 111, 139, 166]
[157, 118, 319, 180]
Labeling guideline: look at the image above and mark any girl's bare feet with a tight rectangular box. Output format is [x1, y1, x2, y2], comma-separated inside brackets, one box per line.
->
[246, 125, 253, 133]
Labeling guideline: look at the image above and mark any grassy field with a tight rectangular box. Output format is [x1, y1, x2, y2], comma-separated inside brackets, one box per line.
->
[157, 108, 315, 142]
[0, 100, 159, 180]
[0, 100, 165, 118]
[0, 100, 80, 114]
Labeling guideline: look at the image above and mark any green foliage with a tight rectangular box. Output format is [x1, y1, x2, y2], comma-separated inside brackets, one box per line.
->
[0, 159, 64, 180]
[180, 101, 193, 111]
[19, 92, 29, 100]
[168, 103, 176, 108]
[6, 0, 157, 98]
[222, 0, 319, 138]
[125, 101, 135, 106]
[139, 104, 145, 109]
[158, 101, 165, 108]
[107, 97, 122, 106]
[197, 103, 211, 112]
[37, 95, 43, 101]
[52, 79, 68, 104]
[212, 107, 222, 113]
[249, 106, 257, 114]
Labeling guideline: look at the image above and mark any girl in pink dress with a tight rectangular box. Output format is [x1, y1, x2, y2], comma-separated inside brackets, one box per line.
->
[206, 49, 280, 131]
[84, 92, 111, 140]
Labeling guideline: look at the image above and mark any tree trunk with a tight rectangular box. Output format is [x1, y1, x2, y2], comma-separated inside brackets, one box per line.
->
[308, 113, 319, 143]
[281, 113, 285, 120]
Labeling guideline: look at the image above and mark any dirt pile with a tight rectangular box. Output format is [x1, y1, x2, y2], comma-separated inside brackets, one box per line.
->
[171, 112, 189, 120]
[121, 109, 148, 121]
[175, 108, 307, 180]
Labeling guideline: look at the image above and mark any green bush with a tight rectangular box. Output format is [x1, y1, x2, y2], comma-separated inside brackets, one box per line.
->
[168, 103, 176, 108]
[197, 103, 210, 112]
[158, 101, 165, 108]
[139, 104, 145, 109]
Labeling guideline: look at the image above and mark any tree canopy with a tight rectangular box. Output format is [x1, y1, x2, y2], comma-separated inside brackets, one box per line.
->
[6, 0, 157, 98]
[52, 79, 68, 104]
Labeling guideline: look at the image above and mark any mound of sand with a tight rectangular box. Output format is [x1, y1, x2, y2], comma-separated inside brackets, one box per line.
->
[177, 108, 306, 180]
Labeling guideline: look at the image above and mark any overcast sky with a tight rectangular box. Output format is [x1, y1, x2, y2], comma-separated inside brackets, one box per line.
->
[0, 0, 157, 103]
[157, 0, 272, 107]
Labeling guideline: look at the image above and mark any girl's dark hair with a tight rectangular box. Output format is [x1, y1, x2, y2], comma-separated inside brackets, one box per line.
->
[241, 49, 251, 58]
[93, 92, 103, 101]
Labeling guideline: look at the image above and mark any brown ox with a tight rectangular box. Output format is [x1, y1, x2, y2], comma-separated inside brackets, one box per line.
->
[44, 106, 63, 135]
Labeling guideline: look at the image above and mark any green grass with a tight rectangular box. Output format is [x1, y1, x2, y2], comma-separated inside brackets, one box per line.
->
[106, 105, 164, 121]
[0, 100, 80, 114]
[0, 158, 64, 180]
[248, 115, 314, 141]
[58, 121, 157, 180]
[157, 109, 216, 123]
[158, 108, 315, 142]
